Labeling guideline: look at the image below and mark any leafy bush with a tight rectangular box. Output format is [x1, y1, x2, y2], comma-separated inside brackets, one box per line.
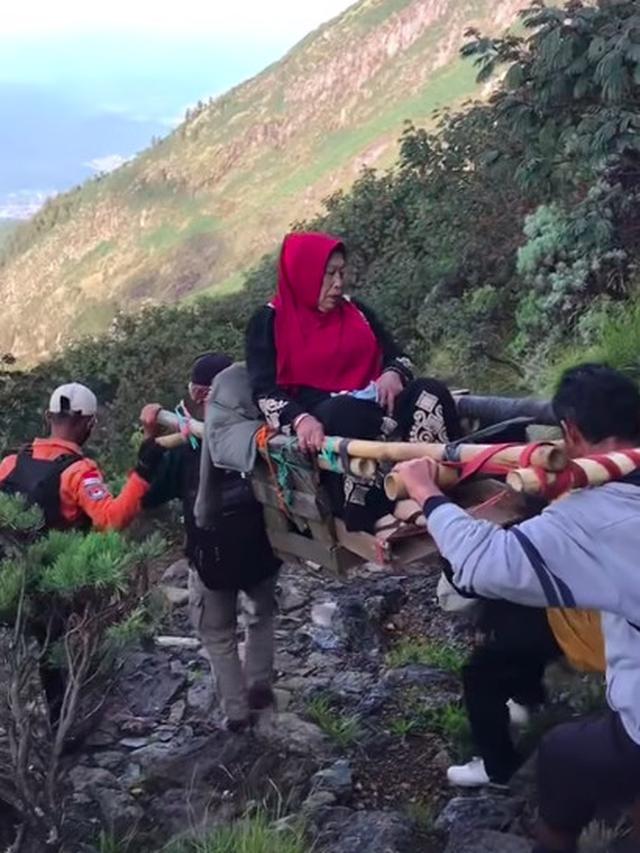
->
[544, 299, 640, 392]
[514, 190, 629, 358]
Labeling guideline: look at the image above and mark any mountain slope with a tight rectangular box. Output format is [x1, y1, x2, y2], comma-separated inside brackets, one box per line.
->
[0, 0, 526, 363]
[0, 221, 18, 251]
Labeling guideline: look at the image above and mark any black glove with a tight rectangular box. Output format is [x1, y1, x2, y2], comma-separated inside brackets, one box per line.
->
[135, 438, 166, 482]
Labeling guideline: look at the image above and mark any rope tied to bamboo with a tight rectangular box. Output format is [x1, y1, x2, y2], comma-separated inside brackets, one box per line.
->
[256, 427, 299, 514]
[507, 447, 640, 498]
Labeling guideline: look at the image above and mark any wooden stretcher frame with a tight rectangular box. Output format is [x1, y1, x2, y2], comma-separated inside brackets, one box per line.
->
[153, 399, 551, 572]
[252, 435, 529, 572]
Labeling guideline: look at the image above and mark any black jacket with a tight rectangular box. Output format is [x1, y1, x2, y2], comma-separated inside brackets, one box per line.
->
[143, 443, 201, 563]
[245, 298, 413, 432]
[143, 442, 279, 591]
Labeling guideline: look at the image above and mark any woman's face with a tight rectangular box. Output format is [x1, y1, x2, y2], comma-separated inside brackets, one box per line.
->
[317, 250, 346, 313]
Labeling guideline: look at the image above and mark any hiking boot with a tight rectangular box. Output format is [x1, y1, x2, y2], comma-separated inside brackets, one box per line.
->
[447, 757, 490, 788]
[248, 683, 275, 712]
[225, 717, 250, 734]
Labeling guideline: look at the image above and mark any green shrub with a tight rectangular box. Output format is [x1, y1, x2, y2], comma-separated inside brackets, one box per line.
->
[0, 559, 26, 620]
[305, 695, 362, 749]
[406, 800, 435, 833]
[0, 492, 43, 533]
[166, 813, 308, 853]
[35, 530, 131, 597]
[543, 299, 640, 393]
[388, 716, 420, 739]
[419, 702, 472, 760]
[386, 638, 465, 674]
[0, 496, 162, 850]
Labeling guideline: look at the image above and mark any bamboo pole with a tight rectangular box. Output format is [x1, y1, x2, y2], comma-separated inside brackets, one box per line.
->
[155, 433, 189, 450]
[156, 409, 203, 438]
[152, 411, 376, 478]
[327, 437, 566, 472]
[507, 450, 640, 496]
[384, 466, 461, 501]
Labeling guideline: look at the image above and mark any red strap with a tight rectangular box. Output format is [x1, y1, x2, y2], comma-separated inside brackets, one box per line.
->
[518, 441, 551, 467]
[457, 443, 513, 483]
[589, 454, 623, 479]
[623, 449, 640, 467]
[567, 461, 589, 490]
[543, 467, 576, 500]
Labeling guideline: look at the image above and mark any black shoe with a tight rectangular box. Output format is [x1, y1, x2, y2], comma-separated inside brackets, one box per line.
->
[248, 684, 275, 712]
[225, 717, 250, 734]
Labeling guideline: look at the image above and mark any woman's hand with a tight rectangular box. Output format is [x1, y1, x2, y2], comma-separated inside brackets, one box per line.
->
[140, 403, 162, 439]
[392, 458, 443, 506]
[294, 415, 326, 455]
[375, 370, 404, 415]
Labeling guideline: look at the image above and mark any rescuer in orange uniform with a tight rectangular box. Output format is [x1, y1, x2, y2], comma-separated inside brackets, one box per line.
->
[0, 382, 164, 530]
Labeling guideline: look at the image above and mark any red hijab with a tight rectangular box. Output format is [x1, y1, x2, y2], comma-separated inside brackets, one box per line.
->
[272, 232, 383, 392]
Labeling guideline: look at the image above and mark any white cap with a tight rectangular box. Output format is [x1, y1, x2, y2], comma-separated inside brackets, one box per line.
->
[48, 383, 98, 417]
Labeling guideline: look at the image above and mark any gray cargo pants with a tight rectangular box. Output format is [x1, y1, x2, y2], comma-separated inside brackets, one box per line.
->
[188, 569, 276, 722]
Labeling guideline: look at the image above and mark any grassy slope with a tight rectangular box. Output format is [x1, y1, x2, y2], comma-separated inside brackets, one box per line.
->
[0, 0, 526, 363]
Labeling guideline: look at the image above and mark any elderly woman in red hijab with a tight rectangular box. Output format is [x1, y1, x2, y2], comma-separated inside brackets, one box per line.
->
[246, 232, 461, 532]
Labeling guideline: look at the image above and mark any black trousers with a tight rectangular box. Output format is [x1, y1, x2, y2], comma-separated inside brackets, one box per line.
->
[538, 710, 640, 835]
[311, 378, 461, 531]
[463, 601, 562, 784]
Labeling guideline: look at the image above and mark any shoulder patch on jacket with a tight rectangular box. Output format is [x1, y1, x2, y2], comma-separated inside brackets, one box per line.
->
[81, 470, 109, 501]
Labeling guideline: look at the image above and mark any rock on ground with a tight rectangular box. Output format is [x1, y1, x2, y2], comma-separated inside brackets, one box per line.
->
[116, 652, 185, 716]
[311, 759, 353, 801]
[255, 711, 328, 755]
[444, 829, 532, 852]
[315, 809, 415, 853]
[161, 558, 190, 586]
[436, 794, 525, 834]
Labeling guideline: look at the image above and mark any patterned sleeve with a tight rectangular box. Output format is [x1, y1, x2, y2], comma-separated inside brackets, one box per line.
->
[352, 299, 414, 383]
[245, 305, 306, 433]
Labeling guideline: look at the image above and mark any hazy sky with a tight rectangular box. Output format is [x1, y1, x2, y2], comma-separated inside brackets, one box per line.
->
[1, 1, 353, 38]
[0, 0, 353, 215]
[0, 0, 354, 119]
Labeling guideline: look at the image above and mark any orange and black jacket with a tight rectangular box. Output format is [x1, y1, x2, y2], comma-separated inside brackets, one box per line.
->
[0, 437, 149, 531]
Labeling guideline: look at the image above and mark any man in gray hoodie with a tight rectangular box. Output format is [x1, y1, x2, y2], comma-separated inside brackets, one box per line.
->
[393, 363, 640, 853]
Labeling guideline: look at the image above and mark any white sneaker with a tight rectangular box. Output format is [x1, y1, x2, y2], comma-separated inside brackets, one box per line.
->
[447, 757, 490, 787]
[507, 699, 530, 728]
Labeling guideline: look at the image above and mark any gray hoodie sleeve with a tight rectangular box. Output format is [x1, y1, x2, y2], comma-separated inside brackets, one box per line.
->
[425, 492, 637, 616]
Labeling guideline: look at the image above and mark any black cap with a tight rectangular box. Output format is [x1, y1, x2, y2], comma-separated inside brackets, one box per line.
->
[190, 352, 233, 386]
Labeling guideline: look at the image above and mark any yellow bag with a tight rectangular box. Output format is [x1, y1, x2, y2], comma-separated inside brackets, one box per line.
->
[546, 608, 605, 673]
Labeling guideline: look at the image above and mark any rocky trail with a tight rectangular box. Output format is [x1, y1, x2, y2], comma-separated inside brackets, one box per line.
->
[65, 555, 604, 852]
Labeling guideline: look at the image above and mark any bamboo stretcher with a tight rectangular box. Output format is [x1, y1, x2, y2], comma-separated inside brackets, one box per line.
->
[147, 409, 534, 569]
[328, 438, 567, 501]
[148, 407, 640, 570]
[151, 406, 640, 497]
